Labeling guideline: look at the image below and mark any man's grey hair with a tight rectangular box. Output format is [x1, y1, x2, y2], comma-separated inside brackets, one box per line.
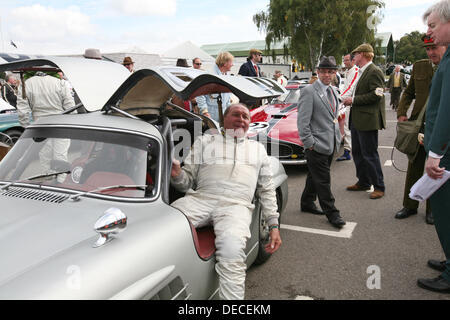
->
[423, 0, 450, 23]
[4, 73, 16, 83]
[223, 103, 249, 118]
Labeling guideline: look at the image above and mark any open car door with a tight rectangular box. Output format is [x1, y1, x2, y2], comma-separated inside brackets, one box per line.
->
[103, 66, 287, 128]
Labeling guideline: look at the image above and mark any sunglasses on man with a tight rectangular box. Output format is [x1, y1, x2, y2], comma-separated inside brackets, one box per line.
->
[194, 62, 202, 66]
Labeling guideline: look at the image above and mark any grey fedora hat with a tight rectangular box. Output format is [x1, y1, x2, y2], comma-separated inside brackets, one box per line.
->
[317, 56, 338, 69]
[83, 48, 102, 60]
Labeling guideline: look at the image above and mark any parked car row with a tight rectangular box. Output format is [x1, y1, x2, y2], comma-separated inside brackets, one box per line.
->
[248, 83, 307, 165]
[0, 94, 23, 145]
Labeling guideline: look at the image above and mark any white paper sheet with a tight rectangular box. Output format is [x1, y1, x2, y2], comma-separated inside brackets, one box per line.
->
[409, 170, 450, 202]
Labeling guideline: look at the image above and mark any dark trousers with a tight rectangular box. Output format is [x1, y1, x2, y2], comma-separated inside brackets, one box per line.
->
[391, 87, 402, 109]
[430, 157, 450, 281]
[351, 128, 385, 192]
[403, 145, 430, 211]
[301, 149, 339, 216]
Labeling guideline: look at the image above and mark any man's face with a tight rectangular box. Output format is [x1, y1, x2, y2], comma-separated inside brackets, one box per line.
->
[252, 53, 262, 63]
[317, 68, 336, 86]
[125, 63, 134, 72]
[223, 105, 250, 137]
[223, 59, 233, 73]
[427, 11, 450, 46]
[426, 45, 447, 65]
[353, 52, 363, 66]
[343, 55, 353, 69]
[193, 59, 202, 69]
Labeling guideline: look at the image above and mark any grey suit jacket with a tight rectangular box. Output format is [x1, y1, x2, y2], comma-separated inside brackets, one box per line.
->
[297, 81, 342, 156]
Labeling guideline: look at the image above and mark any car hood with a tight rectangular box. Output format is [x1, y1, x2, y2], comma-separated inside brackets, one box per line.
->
[249, 102, 303, 147]
[0, 193, 99, 286]
[0, 57, 286, 114]
[251, 102, 297, 121]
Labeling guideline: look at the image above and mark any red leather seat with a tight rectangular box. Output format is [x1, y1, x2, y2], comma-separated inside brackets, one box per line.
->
[189, 222, 216, 260]
[83, 172, 141, 197]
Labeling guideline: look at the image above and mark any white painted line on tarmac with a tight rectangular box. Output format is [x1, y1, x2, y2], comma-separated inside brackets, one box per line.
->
[295, 296, 314, 300]
[384, 160, 393, 166]
[281, 222, 357, 239]
[379, 146, 394, 149]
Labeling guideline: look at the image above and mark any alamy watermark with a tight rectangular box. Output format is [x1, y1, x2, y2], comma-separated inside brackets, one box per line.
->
[366, 5, 382, 31]
[366, 265, 381, 290]
[66, 265, 82, 290]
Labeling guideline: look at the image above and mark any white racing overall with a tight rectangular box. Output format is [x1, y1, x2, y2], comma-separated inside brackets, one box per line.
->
[171, 133, 279, 300]
[17, 74, 75, 182]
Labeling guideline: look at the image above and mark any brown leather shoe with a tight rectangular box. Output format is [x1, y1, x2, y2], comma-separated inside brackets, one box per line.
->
[370, 189, 384, 199]
[346, 184, 371, 191]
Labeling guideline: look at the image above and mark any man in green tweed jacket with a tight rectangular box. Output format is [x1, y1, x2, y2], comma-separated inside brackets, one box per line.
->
[342, 43, 386, 200]
[395, 35, 447, 224]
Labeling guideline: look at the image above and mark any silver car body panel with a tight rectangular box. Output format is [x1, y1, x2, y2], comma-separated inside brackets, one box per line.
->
[0, 196, 217, 299]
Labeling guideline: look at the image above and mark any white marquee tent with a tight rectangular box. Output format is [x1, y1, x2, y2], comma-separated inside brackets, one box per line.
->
[162, 41, 216, 71]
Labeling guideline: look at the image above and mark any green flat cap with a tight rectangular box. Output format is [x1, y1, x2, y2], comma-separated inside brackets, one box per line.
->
[352, 43, 374, 54]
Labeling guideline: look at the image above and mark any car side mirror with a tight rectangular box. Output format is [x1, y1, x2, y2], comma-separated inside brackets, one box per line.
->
[93, 207, 127, 248]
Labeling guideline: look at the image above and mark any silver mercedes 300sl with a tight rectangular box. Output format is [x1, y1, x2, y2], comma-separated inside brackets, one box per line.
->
[0, 57, 288, 299]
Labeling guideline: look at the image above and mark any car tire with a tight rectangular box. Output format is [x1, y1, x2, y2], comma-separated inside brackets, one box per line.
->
[254, 188, 282, 265]
[2, 129, 22, 146]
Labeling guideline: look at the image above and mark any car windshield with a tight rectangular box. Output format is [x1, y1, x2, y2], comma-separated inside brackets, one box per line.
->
[283, 88, 302, 104]
[0, 127, 160, 199]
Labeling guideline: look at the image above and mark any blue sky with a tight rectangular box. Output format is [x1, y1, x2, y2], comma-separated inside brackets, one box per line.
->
[0, 0, 437, 55]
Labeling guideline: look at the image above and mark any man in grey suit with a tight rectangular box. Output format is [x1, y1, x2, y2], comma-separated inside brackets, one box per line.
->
[297, 56, 346, 228]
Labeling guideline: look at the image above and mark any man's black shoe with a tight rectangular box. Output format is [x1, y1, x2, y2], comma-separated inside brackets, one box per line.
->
[327, 215, 346, 229]
[301, 204, 324, 215]
[417, 276, 450, 293]
[427, 259, 446, 272]
[394, 208, 417, 219]
[426, 211, 434, 225]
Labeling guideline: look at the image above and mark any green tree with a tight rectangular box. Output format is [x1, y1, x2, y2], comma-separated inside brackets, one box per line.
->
[394, 31, 428, 64]
[254, 0, 385, 70]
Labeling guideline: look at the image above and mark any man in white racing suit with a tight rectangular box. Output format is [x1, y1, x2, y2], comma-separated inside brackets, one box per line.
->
[170, 103, 282, 300]
[17, 72, 75, 182]
[336, 53, 360, 161]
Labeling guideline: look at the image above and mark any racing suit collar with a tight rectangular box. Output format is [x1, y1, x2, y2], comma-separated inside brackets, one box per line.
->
[221, 128, 247, 142]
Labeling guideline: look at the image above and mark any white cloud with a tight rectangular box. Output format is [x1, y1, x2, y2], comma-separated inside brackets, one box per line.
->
[3, 4, 97, 55]
[378, 15, 426, 40]
[9, 5, 95, 41]
[383, 0, 434, 10]
[378, 0, 436, 40]
[107, 0, 176, 16]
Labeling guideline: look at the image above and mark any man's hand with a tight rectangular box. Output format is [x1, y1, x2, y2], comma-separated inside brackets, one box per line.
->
[343, 97, 353, 106]
[425, 156, 445, 180]
[397, 116, 408, 122]
[418, 133, 424, 146]
[265, 228, 282, 254]
[171, 159, 182, 178]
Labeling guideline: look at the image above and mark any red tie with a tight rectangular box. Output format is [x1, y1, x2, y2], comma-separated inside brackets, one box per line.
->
[254, 64, 258, 76]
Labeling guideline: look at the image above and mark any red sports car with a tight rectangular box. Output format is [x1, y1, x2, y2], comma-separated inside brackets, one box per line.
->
[248, 83, 308, 165]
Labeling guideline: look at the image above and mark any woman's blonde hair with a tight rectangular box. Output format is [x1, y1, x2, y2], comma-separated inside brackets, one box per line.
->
[216, 52, 234, 68]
